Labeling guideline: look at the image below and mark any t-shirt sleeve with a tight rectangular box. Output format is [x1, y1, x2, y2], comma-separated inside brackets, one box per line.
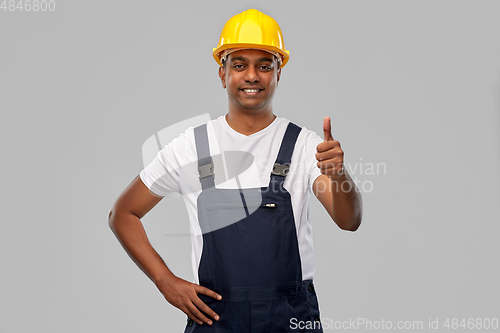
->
[305, 130, 324, 193]
[139, 130, 193, 197]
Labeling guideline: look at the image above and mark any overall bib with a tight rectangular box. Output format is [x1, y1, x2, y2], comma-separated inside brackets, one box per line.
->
[184, 122, 323, 333]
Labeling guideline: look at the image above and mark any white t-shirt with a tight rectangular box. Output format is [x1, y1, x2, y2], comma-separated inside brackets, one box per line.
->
[140, 114, 324, 283]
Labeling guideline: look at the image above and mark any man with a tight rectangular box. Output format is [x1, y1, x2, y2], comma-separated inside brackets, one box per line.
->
[108, 9, 362, 332]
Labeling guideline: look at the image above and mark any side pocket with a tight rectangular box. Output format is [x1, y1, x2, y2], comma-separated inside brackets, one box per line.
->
[306, 293, 323, 332]
[277, 296, 314, 332]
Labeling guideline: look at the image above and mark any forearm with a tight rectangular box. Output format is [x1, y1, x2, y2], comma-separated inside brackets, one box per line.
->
[108, 210, 175, 285]
[330, 171, 363, 231]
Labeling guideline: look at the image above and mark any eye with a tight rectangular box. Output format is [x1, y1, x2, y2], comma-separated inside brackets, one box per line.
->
[233, 64, 244, 69]
[260, 65, 272, 70]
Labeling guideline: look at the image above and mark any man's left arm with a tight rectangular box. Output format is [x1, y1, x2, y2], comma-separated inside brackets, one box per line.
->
[312, 117, 363, 231]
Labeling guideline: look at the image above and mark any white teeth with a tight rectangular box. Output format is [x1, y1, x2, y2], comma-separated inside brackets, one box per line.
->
[243, 89, 259, 93]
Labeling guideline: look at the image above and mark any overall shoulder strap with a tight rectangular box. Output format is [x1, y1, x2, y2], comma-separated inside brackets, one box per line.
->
[194, 124, 215, 190]
[271, 122, 302, 178]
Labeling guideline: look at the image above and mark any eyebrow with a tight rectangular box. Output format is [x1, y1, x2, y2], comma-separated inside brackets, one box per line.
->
[230, 56, 275, 63]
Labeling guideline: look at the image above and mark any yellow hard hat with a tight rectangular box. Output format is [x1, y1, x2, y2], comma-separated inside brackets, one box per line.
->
[213, 9, 290, 68]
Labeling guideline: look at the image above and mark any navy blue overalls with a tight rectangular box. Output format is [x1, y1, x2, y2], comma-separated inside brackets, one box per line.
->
[184, 122, 323, 333]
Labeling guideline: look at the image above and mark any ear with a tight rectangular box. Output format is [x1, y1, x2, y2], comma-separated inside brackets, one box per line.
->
[277, 67, 281, 85]
[218, 66, 226, 89]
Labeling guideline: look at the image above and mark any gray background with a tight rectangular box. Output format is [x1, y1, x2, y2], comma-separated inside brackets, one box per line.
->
[1, 0, 499, 332]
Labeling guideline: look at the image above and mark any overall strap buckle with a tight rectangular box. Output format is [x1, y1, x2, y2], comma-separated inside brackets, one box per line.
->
[271, 163, 289, 177]
[194, 124, 215, 189]
[198, 158, 215, 180]
[270, 122, 302, 179]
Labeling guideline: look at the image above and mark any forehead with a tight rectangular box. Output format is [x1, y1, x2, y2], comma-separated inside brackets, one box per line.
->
[228, 49, 276, 63]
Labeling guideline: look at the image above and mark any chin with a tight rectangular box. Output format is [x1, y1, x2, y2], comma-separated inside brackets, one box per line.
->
[242, 105, 269, 112]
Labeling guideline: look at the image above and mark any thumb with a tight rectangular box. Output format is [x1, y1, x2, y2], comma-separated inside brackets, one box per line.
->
[323, 116, 334, 142]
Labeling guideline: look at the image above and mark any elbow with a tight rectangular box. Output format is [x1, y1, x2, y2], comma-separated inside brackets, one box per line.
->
[342, 221, 360, 232]
[108, 207, 139, 234]
[108, 209, 117, 231]
[339, 200, 363, 232]
[338, 215, 362, 232]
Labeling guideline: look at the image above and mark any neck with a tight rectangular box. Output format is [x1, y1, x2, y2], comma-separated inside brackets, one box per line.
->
[225, 110, 276, 136]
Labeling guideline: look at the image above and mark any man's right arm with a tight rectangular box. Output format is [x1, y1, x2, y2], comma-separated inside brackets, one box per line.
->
[108, 175, 221, 326]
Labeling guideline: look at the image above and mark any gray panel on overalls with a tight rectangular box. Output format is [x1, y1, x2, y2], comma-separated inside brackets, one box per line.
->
[184, 122, 323, 333]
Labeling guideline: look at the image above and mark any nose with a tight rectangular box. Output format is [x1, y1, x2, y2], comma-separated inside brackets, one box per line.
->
[244, 66, 260, 82]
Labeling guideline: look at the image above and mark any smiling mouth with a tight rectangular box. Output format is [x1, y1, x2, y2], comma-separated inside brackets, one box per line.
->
[240, 88, 263, 94]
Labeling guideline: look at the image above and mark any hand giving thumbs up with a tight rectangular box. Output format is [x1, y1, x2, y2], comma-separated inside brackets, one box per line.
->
[315, 117, 345, 180]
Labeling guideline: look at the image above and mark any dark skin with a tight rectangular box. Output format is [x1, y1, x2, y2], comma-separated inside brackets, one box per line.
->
[108, 177, 221, 326]
[108, 49, 362, 326]
[218, 50, 281, 134]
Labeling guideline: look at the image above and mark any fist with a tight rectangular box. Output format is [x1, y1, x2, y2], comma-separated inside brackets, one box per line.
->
[316, 116, 344, 180]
